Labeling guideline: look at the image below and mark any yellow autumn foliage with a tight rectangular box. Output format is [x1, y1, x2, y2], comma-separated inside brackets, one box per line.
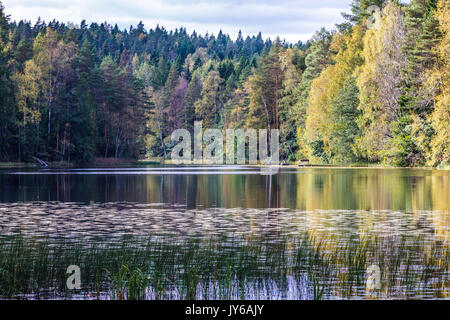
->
[304, 25, 365, 161]
[427, 0, 450, 167]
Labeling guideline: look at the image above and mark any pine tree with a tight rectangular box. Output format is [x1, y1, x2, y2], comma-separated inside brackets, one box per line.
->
[403, 0, 441, 113]
[246, 42, 282, 131]
[341, 0, 387, 25]
[72, 39, 97, 164]
[182, 75, 202, 132]
[194, 70, 223, 128]
[399, 0, 442, 165]
[0, 0, 447, 166]
[0, 3, 18, 161]
[328, 77, 361, 163]
[294, 28, 333, 158]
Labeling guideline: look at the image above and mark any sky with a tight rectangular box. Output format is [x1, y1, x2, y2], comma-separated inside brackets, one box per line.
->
[2, 0, 356, 43]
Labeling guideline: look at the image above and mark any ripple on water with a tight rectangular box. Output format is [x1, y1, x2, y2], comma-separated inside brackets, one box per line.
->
[0, 202, 446, 244]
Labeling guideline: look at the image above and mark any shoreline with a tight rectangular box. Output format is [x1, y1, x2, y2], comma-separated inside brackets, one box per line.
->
[0, 160, 448, 171]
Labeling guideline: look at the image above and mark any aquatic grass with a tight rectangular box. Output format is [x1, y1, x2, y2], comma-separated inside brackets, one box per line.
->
[0, 233, 447, 300]
[312, 275, 325, 300]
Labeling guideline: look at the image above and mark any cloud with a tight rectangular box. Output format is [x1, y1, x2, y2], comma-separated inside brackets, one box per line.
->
[2, 0, 352, 42]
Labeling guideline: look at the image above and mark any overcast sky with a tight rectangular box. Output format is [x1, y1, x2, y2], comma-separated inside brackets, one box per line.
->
[2, 0, 357, 43]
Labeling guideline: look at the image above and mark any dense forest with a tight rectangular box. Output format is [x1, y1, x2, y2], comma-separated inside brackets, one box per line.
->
[0, 0, 448, 167]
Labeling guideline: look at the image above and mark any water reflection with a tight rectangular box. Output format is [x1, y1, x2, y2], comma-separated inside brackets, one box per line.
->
[0, 167, 448, 211]
[0, 167, 448, 299]
[0, 202, 446, 242]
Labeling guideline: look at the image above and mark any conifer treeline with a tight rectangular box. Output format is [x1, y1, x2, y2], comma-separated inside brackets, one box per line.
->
[0, 0, 448, 167]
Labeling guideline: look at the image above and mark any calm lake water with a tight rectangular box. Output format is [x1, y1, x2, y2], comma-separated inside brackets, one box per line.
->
[0, 166, 448, 299]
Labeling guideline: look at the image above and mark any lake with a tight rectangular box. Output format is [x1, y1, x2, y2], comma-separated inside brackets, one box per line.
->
[0, 166, 448, 299]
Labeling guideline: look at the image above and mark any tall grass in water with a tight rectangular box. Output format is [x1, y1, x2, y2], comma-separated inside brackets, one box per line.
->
[0, 234, 447, 300]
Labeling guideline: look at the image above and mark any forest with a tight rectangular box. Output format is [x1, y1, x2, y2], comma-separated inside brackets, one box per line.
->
[0, 0, 448, 167]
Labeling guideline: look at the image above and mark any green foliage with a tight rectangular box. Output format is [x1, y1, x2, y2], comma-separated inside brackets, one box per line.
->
[0, 1, 447, 166]
[328, 78, 361, 164]
[389, 115, 418, 166]
[341, 0, 387, 25]
[0, 2, 16, 161]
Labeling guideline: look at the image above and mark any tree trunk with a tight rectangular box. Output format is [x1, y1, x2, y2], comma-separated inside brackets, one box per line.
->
[260, 93, 271, 132]
[115, 123, 121, 159]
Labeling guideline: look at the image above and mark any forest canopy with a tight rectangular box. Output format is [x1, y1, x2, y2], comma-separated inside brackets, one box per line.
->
[0, 0, 448, 167]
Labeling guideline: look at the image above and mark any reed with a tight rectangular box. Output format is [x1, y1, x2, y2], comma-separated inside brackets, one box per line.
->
[0, 233, 447, 300]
